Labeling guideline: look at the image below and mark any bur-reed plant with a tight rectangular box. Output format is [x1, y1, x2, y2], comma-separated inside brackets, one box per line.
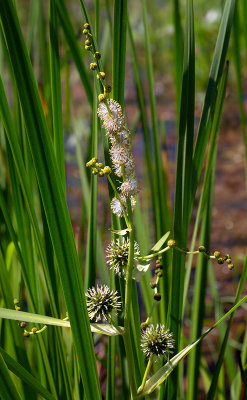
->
[0, 0, 247, 399]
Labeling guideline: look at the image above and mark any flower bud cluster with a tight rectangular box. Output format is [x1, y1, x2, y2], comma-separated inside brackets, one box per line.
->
[97, 99, 139, 217]
[213, 251, 234, 270]
[82, 23, 111, 95]
[83, 22, 139, 218]
[86, 157, 112, 177]
[150, 257, 163, 301]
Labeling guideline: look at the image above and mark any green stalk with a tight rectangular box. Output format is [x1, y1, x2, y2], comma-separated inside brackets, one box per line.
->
[138, 356, 153, 394]
[123, 199, 137, 397]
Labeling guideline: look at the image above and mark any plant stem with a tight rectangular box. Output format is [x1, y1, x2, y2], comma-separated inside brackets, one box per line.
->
[123, 199, 137, 398]
[137, 355, 153, 394]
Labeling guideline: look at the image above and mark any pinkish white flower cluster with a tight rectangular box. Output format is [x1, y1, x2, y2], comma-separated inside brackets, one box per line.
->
[98, 99, 139, 217]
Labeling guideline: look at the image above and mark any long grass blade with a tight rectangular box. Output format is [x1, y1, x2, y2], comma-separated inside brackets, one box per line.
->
[49, 0, 65, 185]
[0, 347, 55, 400]
[0, 2, 101, 397]
[0, 351, 21, 400]
[168, 0, 194, 397]
[207, 255, 247, 399]
[191, 0, 236, 212]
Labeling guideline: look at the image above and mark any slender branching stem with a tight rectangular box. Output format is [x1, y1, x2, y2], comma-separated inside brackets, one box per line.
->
[122, 197, 138, 398]
[137, 355, 153, 394]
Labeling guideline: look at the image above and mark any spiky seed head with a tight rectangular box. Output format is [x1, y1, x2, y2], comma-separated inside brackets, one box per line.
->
[94, 52, 101, 60]
[168, 239, 176, 248]
[85, 285, 121, 322]
[106, 238, 140, 277]
[141, 324, 175, 359]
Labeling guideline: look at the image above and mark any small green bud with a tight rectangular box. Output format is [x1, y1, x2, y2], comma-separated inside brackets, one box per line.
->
[15, 306, 21, 311]
[168, 239, 176, 248]
[32, 327, 38, 333]
[98, 93, 106, 102]
[24, 331, 30, 337]
[83, 29, 88, 35]
[103, 166, 111, 175]
[154, 293, 161, 301]
[100, 72, 106, 79]
[84, 23, 90, 29]
[85, 45, 92, 51]
[141, 322, 148, 330]
[85, 39, 91, 46]
[157, 272, 163, 278]
[214, 251, 221, 259]
[226, 258, 232, 264]
[228, 264, 234, 270]
[98, 171, 104, 177]
[150, 282, 157, 289]
[94, 52, 101, 60]
[19, 321, 27, 328]
[92, 168, 98, 175]
[224, 254, 230, 261]
[13, 298, 19, 305]
[90, 62, 97, 70]
[154, 268, 160, 275]
[104, 85, 112, 93]
[217, 258, 224, 265]
[198, 246, 206, 253]
[97, 163, 103, 168]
